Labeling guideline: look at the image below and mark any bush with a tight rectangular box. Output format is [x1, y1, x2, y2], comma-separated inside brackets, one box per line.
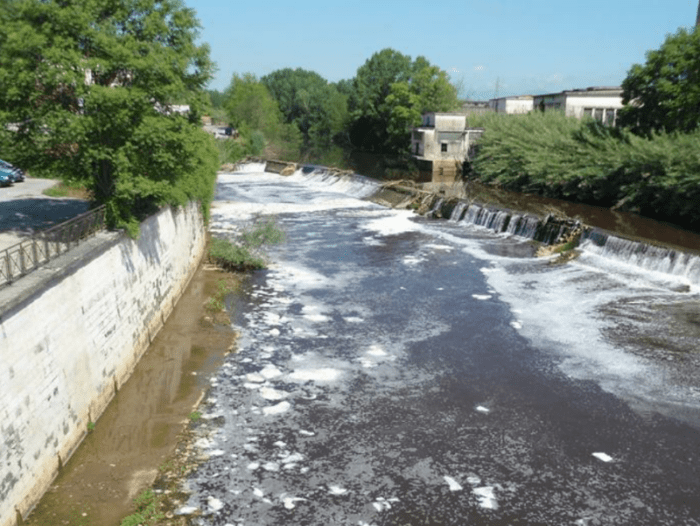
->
[209, 218, 285, 271]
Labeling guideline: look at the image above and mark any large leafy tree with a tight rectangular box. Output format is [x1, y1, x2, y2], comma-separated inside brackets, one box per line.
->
[347, 48, 459, 154]
[261, 68, 348, 154]
[223, 73, 301, 160]
[618, 27, 700, 136]
[0, 0, 217, 233]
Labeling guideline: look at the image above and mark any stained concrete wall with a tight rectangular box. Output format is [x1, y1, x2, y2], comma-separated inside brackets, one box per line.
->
[0, 202, 206, 526]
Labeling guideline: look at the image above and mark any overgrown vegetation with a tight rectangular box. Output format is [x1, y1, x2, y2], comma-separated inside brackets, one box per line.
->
[468, 111, 700, 230]
[208, 218, 285, 272]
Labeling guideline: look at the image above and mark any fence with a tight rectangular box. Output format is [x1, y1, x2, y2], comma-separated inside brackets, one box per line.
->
[0, 205, 107, 288]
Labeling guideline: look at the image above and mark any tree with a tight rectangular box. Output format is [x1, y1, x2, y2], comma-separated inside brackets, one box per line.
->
[261, 68, 348, 154]
[223, 73, 301, 160]
[0, 0, 217, 234]
[618, 27, 700, 136]
[347, 48, 459, 154]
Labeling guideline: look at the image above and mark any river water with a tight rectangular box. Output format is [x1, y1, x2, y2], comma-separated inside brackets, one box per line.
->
[182, 163, 700, 525]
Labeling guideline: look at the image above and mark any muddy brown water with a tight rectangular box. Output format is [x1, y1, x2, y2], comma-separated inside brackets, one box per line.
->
[23, 263, 239, 526]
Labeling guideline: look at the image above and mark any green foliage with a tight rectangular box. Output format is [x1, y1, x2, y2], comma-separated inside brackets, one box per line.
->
[205, 279, 236, 312]
[347, 48, 459, 154]
[223, 73, 301, 160]
[0, 0, 217, 235]
[209, 218, 285, 272]
[618, 27, 700, 136]
[470, 111, 700, 229]
[188, 411, 202, 421]
[120, 489, 164, 526]
[261, 68, 349, 155]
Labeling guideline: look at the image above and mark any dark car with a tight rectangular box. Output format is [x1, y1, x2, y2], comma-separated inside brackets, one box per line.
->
[0, 159, 25, 182]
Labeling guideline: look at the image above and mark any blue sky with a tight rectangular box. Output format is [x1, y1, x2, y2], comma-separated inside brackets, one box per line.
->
[188, 0, 698, 99]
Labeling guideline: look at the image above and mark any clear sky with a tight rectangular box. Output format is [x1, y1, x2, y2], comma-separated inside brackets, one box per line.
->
[187, 0, 698, 99]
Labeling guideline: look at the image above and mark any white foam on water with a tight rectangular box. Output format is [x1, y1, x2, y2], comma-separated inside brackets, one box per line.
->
[259, 387, 287, 401]
[328, 485, 349, 495]
[592, 452, 613, 462]
[426, 244, 453, 251]
[443, 476, 463, 491]
[345, 316, 364, 323]
[510, 321, 523, 329]
[262, 401, 291, 416]
[472, 294, 492, 300]
[282, 496, 307, 509]
[245, 373, 265, 383]
[289, 368, 342, 382]
[473, 486, 498, 510]
[476, 406, 490, 414]
[299, 430, 315, 436]
[260, 364, 283, 379]
[207, 496, 224, 512]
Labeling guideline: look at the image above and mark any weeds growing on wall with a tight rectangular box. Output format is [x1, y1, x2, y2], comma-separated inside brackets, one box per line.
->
[468, 112, 700, 230]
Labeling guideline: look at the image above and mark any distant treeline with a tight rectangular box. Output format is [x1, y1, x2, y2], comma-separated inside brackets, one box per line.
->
[208, 48, 460, 170]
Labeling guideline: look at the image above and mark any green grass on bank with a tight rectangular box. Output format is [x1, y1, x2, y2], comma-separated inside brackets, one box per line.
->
[209, 218, 285, 272]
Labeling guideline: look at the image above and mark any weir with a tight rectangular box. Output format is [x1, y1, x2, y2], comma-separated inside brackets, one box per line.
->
[281, 162, 700, 289]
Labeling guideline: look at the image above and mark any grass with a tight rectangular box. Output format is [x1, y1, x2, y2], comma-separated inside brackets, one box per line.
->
[209, 218, 285, 272]
[188, 411, 202, 421]
[119, 490, 164, 526]
[43, 181, 92, 199]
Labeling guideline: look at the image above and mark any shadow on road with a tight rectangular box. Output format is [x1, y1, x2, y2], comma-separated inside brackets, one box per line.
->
[0, 198, 91, 236]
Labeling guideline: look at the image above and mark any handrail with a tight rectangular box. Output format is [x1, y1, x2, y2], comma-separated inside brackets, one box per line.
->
[0, 205, 107, 288]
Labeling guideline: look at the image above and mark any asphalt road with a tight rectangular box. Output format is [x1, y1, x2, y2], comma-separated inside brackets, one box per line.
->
[0, 178, 90, 251]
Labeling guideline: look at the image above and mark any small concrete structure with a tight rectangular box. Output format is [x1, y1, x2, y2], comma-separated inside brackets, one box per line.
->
[411, 113, 484, 183]
[489, 95, 534, 114]
[532, 86, 623, 125]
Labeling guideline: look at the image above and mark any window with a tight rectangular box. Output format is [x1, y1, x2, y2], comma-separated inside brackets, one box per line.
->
[583, 108, 593, 118]
[441, 143, 448, 153]
[604, 109, 616, 126]
[594, 108, 604, 122]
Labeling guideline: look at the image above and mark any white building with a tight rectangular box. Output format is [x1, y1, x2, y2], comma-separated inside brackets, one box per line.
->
[532, 86, 623, 125]
[411, 113, 484, 183]
[489, 95, 534, 114]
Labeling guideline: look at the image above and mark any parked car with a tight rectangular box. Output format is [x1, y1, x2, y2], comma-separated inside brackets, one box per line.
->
[0, 159, 25, 182]
[0, 168, 13, 187]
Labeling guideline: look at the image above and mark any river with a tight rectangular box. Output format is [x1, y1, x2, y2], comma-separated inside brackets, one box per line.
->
[180, 162, 700, 525]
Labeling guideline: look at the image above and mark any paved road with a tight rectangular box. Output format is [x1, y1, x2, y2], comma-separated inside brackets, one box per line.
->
[0, 178, 90, 251]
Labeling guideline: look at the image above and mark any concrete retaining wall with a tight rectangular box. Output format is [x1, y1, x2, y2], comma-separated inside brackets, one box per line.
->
[0, 202, 206, 526]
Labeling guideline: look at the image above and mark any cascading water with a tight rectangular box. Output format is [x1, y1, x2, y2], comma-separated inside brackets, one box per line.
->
[186, 162, 700, 526]
[580, 229, 700, 286]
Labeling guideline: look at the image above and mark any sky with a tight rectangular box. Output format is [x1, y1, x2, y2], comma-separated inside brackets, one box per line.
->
[187, 0, 698, 99]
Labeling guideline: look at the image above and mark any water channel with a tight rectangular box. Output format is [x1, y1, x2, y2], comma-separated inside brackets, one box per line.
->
[175, 163, 700, 525]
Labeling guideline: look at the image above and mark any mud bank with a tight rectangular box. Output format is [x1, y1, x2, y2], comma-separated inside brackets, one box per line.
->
[23, 261, 239, 526]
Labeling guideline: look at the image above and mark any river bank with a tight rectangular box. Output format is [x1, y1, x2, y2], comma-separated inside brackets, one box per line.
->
[22, 259, 238, 526]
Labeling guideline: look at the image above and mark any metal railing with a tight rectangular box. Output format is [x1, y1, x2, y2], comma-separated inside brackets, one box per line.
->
[0, 205, 107, 287]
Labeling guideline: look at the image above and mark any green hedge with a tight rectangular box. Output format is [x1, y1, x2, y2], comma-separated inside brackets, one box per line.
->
[469, 112, 700, 229]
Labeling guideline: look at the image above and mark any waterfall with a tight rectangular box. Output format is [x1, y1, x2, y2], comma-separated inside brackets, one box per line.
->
[288, 166, 380, 199]
[449, 202, 469, 222]
[429, 198, 445, 218]
[580, 230, 700, 284]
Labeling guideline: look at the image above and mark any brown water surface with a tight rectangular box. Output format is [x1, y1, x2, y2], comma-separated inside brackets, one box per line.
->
[24, 263, 239, 526]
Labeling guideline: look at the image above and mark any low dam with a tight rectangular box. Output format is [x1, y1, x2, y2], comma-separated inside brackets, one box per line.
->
[0, 202, 205, 526]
